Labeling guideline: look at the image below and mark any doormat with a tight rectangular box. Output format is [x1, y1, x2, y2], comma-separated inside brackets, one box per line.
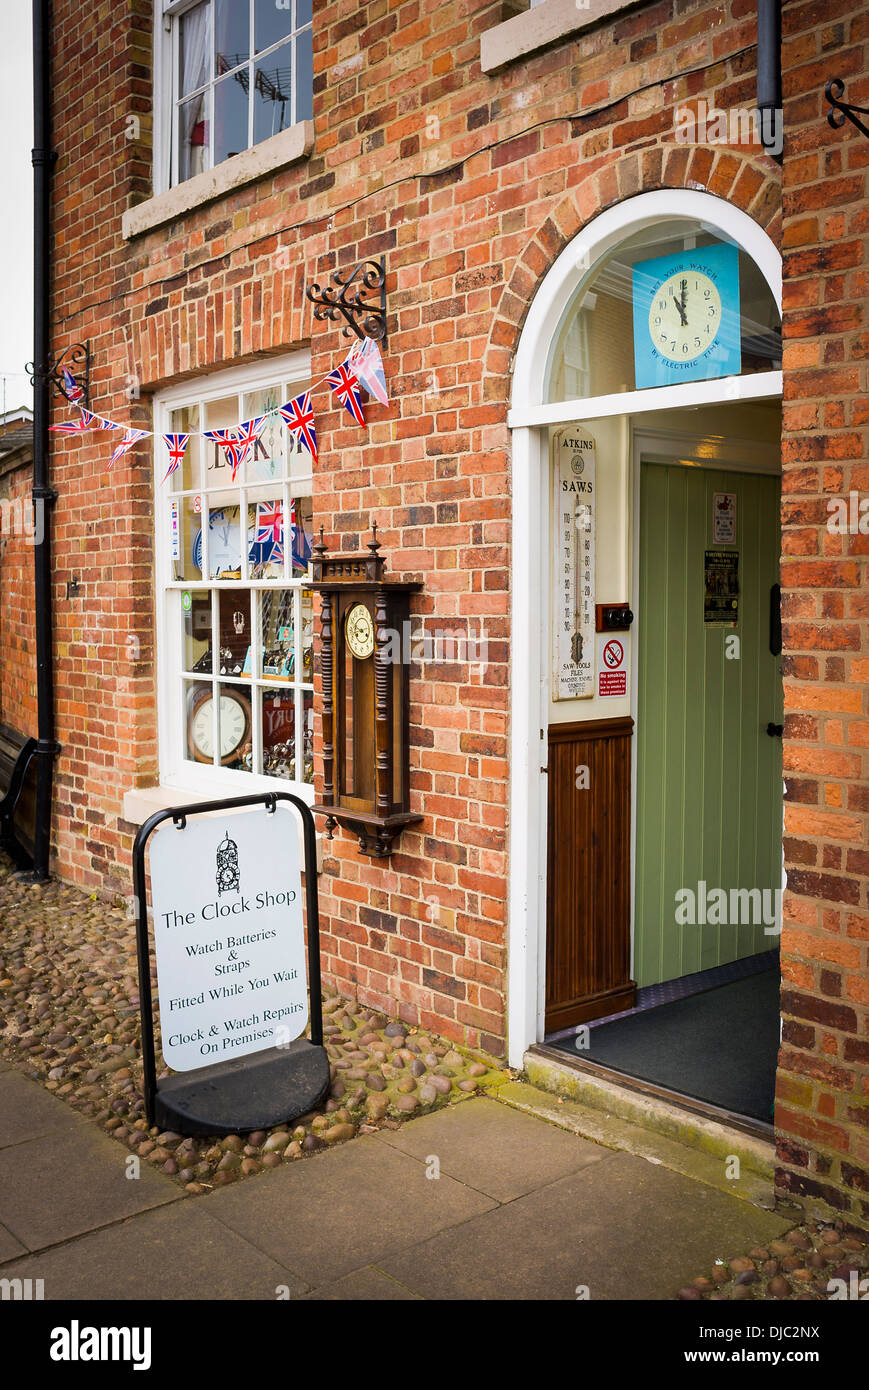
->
[550, 969, 781, 1123]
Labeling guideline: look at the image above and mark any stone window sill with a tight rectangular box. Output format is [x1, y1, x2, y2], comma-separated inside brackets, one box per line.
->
[121, 119, 315, 241]
[481, 0, 638, 73]
[122, 783, 322, 871]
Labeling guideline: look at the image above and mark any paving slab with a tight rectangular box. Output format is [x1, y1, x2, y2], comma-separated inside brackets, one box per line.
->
[494, 1080, 776, 1207]
[0, 1200, 308, 1300]
[207, 1134, 497, 1287]
[300, 1265, 421, 1300]
[379, 1149, 792, 1301]
[0, 1124, 180, 1252]
[374, 1096, 607, 1201]
[0, 1070, 87, 1149]
[0, 1221, 27, 1264]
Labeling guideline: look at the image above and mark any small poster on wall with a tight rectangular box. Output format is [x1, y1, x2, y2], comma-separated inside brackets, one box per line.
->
[713, 491, 737, 544]
[704, 549, 739, 624]
[553, 430, 596, 699]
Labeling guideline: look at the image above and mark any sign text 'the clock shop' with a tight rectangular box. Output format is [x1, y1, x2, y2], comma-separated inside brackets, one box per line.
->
[148, 807, 309, 1070]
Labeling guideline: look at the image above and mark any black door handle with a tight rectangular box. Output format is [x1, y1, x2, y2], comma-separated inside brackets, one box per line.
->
[766, 722, 783, 737]
[769, 583, 782, 656]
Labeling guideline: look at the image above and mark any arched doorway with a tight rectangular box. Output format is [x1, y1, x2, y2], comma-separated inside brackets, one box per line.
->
[507, 189, 783, 1128]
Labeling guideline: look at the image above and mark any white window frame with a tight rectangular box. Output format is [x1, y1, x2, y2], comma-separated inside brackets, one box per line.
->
[153, 350, 315, 806]
[154, 0, 313, 196]
[507, 189, 783, 1068]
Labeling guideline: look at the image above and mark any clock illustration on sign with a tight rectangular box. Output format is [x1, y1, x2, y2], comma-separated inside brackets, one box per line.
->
[631, 240, 741, 389]
[345, 602, 375, 659]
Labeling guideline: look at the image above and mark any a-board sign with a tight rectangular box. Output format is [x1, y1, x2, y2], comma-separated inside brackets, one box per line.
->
[148, 806, 308, 1072]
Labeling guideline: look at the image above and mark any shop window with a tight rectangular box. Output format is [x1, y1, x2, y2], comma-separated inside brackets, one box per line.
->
[162, 0, 312, 187]
[158, 359, 314, 793]
[547, 219, 782, 403]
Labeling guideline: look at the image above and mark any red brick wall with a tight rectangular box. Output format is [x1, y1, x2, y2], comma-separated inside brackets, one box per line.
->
[31, 0, 868, 1206]
[42, 0, 781, 1060]
[774, 0, 869, 1226]
[47, 0, 155, 892]
[0, 458, 37, 734]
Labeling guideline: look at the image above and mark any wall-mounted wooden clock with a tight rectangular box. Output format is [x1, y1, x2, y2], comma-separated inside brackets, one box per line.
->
[312, 526, 421, 857]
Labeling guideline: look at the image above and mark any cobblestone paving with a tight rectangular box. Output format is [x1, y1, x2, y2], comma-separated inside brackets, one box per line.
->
[677, 1220, 869, 1301]
[0, 854, 505, 1193]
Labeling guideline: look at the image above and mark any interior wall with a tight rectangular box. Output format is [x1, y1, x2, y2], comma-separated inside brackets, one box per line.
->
[547, 400, 782, 729]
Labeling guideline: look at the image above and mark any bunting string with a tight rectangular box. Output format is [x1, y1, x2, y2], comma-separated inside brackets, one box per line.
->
[47, 339, 389, 477]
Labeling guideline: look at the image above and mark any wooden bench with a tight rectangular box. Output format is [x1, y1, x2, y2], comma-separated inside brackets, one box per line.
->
[0, 724, 38, 869]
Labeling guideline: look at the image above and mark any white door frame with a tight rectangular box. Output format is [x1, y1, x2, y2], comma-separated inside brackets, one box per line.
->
[506, 189, 783, 1068]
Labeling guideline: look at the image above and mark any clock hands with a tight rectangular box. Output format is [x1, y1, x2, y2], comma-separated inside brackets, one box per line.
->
[673, 280, 688, 327]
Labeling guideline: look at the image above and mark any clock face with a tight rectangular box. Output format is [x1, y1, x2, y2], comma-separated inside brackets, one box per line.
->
[189, 690, 250, 762]
[632, 241, 741, 389]
[648, 270, 721, 364]
[346, 602, 374, 660]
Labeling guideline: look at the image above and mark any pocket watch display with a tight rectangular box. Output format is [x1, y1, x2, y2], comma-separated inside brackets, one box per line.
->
[345, 602, 374, 659]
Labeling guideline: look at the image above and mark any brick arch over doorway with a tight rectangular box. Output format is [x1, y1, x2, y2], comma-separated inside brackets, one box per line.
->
[482, 146, 782, 396]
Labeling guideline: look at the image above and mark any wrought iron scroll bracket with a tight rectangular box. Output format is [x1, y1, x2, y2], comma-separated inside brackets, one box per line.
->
[306, 257, 387, 347]
[26, 341, 91, 408]
[826, 79, 869, 140]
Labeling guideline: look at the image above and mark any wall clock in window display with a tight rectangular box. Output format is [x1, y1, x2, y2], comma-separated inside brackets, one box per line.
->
[631, 240, 741, 388]
[187, 686, 252, 766]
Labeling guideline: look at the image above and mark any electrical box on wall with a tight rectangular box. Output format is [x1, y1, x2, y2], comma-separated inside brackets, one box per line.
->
[596, 603, 634, 633]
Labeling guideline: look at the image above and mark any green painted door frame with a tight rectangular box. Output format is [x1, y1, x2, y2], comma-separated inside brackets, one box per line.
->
[634, 459, 783, 988]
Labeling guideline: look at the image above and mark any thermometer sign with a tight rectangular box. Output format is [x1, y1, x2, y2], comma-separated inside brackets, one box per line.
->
[553, 430, 596, 700]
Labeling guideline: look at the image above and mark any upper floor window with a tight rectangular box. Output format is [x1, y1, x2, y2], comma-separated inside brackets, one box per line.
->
[165, 0, 313, 187]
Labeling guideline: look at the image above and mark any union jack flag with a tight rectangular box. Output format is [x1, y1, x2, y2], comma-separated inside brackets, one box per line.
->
[290, 499, 312, 572]
[232, 416, 266, 477]
[61, 367, 84, 403]
[109, 427, 149, 469]
[161, 432, 191, 482]
[255, 500, 284, 546]
[49, 409, 92, 433]
[249, 499, 284, 570]
[278, 392, 318, 461]
[77, 410, 119, 431]
[203, 428, 247, 480]
[326, 361, 365, 426]
[348, 336, 388, 406]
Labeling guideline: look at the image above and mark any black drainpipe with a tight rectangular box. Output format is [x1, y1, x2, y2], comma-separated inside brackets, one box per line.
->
[757, 0, 783, 162]
[31, 0, 59, 881]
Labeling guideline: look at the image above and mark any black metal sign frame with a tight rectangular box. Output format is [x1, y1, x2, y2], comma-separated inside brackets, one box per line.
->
[132, 790, 328, 1136]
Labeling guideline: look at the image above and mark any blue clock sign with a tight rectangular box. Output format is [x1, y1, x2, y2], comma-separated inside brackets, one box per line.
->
[632, 241, 741, 389]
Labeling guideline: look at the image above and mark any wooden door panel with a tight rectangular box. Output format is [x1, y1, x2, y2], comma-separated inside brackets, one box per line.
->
[545, 718, 636, 1031]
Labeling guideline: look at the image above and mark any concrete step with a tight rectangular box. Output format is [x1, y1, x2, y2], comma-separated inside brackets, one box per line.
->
[489, 1052, 778, 1210]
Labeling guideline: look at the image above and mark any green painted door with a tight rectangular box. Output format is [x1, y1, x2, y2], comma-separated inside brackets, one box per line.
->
[634, 462, 783, 987]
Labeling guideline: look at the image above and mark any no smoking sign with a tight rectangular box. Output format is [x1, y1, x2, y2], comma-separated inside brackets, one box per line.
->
[596, 632, 629, 698]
